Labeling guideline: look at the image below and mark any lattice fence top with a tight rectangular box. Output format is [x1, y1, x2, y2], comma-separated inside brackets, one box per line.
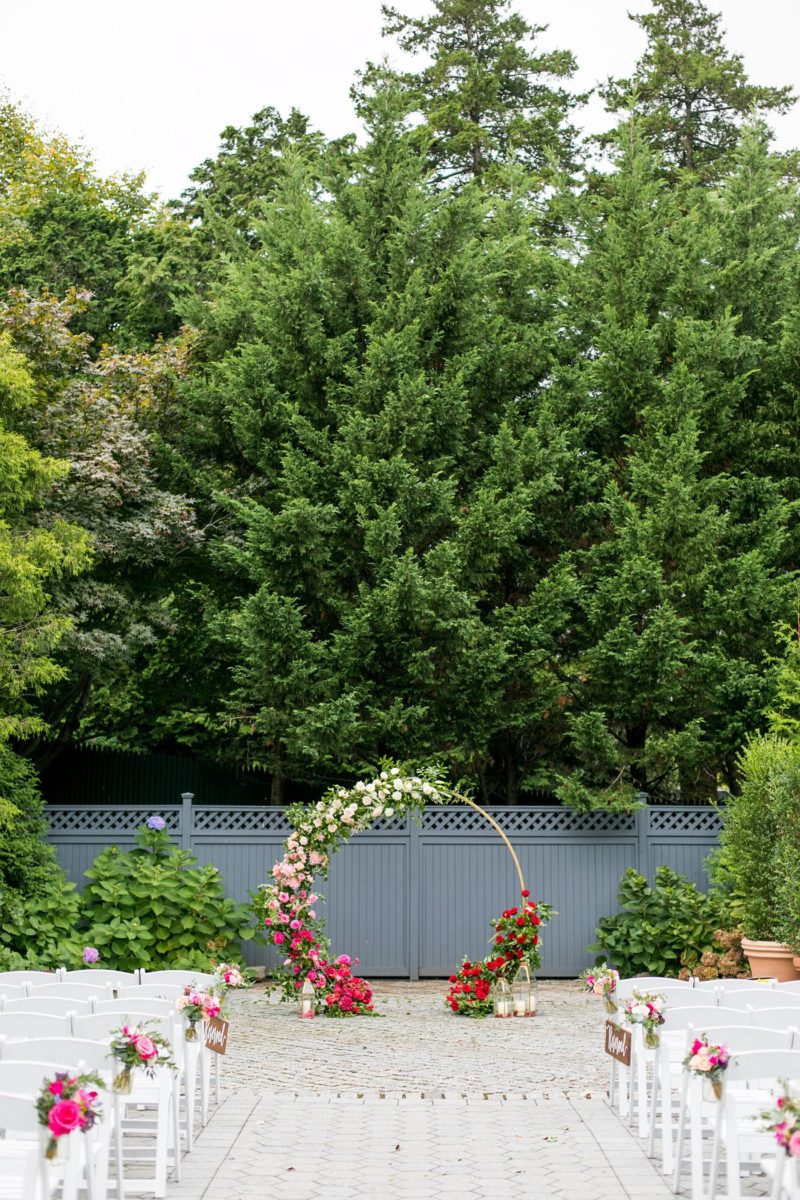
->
[192, 807, 292, 835]
[420, 807, 638, 835]
[46, 807, 181, 835]
[647, 807, 723, 836]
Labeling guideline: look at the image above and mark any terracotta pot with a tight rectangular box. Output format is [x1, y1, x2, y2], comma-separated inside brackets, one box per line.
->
[740, 937, 799, 982]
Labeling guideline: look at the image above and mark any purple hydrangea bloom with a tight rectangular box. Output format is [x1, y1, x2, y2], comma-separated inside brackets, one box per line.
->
[146, 815, 166, 831]
[82, 946, 99, 965]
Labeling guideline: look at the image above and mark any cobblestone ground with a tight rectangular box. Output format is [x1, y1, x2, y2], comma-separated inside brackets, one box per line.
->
[162, 982, 770, 1200]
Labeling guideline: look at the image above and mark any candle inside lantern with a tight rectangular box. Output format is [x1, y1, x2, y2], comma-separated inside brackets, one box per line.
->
[299, 977, 315, 1019]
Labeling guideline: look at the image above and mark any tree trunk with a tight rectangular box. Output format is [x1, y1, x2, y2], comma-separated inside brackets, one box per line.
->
[270, 771, 284, 807]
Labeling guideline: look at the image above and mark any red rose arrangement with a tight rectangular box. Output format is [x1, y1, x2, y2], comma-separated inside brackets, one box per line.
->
[36, 1071, 104, 1160]
[446, 892, 553, 1017]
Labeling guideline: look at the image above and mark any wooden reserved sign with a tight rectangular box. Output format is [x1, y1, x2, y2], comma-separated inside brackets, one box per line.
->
[205, 1016, 229, 1055]
[604, 1020, 632, 1066]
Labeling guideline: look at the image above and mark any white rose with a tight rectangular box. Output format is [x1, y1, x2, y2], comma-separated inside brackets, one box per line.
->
[392, 790, 402, 802]
[402, 780, 412, 792]
[355, 781, 366, 792]
[373, 805, 383, 817]
[299, 836, 308, 846]
[316, 801, 324, 811]
[380, 771, 388, 781]
[328, 824, 337, 833]
[422, 783, 432, 795]
[385, 808, 395, 818]
[390, 767, 400, 776]
[366, 782, 376, 793]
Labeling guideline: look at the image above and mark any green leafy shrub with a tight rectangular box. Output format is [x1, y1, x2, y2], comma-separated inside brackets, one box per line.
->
[79, 823, 259, 971]
[719, 734, 800, 940]
[0, 876, 84, 967]
[589, 866, 731, 977]
[774, 761, 800, 954]
[0, 747, 61, 898]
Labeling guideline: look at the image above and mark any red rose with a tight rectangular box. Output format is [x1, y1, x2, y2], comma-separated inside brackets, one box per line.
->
[509, 907, 518, 916]
[532, 934, 539, 944]
[448, 975, 457, 983]
[516, 916, 525, 927]
[521, 889, 530, 897]
[532, 915, 541, 926]
[495, 936, 503, 945]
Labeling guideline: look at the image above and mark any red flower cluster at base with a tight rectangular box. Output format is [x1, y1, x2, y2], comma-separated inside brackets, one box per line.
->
[322, 955, 374, 1017]
[445, 895, 553, 1018]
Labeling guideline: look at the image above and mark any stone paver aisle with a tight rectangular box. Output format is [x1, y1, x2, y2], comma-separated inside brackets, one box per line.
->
[159, 982, 742, 1199]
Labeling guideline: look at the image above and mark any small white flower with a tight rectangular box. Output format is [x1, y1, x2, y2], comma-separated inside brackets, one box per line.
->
[316, 801, 324, 811]
[390, 767, 400, 776]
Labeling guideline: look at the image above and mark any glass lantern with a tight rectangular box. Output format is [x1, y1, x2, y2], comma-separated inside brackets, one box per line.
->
[512, 963, 538, 1017]
[492, 977, 512, 1019]
[299, 977, 315, 1019]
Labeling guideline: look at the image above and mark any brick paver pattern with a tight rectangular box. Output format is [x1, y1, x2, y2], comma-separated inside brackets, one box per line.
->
[161, 981, 769, 1200]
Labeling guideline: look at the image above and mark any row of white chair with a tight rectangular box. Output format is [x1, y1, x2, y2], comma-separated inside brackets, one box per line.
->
[607, 975, 800, 1198]
[0, 969, 227, 1199]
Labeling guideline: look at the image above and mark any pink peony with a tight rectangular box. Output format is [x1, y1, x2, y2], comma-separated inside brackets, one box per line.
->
[48, 1099, 83, 1137]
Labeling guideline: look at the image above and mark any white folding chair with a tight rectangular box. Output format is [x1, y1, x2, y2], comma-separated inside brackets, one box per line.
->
[0, 1037, 111, 1075]
[670, 1026, 792, 1199]
[0, 1137, 43, 1200]
[720, 991, 800, 1011]
[0, 973, 58, 987]
[709, 978, 777, 992]
[776, 982, 800, 994]
[1, 998, 94, 1018]
[58, 971, 139, 989]
[0, 989, 27, 1007]
[0, 1016, 73, 1040]
[620, 986, 717, 1138]
[138, 971, 215, 990]
[115, 985, 184, 1003]
[92, 999, 175, 1019]
[27, 985, 111, 1004]
[764, 1149, 800, 1199]
[648, 1005, 743, 1173]
[708, 1049, 800, 1200]
[74, 1012, 181, 1196]
[0, 1090, 86, 1200]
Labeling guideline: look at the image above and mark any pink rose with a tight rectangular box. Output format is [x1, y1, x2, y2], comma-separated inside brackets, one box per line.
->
[274, 932, 285, 944]
[48, 1081, 64, 1097]
[278, 892, 289, 903]
[48, 1099, 84, 1138]
[290, 920, 301, 930]
[134, 1036, 158, 1060]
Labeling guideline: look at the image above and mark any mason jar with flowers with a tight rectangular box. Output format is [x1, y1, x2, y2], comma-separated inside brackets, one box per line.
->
[622, 990, 666, 1049]
[175, 988, 220, 1040]
[109, 1022, 175, 1093]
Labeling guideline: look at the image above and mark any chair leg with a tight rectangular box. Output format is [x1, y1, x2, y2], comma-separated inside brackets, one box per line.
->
[672, 1073, 689, 1194]
[649, 1050, 660, 1160]
[688, 1079, 703, 1200]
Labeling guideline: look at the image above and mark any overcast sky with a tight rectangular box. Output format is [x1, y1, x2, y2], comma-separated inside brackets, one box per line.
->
[2, 0, 799, 201]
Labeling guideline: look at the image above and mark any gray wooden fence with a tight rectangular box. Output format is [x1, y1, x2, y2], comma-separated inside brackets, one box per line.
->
[44, 800, 722, 978]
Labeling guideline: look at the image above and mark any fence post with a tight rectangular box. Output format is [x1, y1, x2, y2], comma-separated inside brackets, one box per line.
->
[408, 813, 420, 982]
[636, 794, 649, 881]
[181, 792, 194, 851]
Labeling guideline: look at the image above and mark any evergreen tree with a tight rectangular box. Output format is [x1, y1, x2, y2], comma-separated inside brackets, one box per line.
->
[372, 0, 582, 186]
[601, 0, 794, 181]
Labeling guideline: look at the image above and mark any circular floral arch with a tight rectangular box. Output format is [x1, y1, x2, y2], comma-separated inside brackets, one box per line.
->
[257, 765, 545, 1016]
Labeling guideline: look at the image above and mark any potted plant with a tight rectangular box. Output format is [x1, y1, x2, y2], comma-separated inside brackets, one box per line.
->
[721, 735, 800, 981]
